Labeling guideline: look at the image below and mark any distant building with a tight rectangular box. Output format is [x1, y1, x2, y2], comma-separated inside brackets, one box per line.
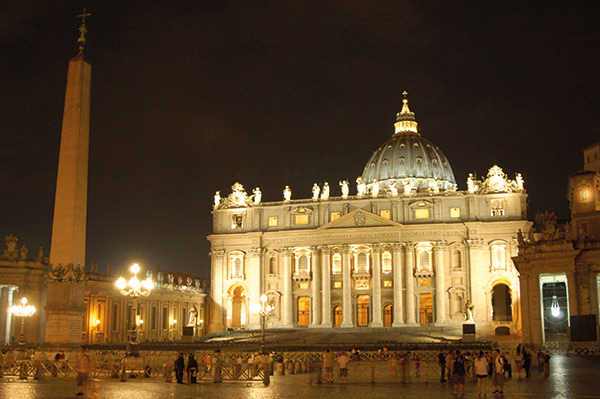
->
[209, 96, 531, 337]
[514, 142, 600, 346]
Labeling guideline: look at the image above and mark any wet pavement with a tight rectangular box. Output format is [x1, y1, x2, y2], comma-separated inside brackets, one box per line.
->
[1, 354, 599, 398]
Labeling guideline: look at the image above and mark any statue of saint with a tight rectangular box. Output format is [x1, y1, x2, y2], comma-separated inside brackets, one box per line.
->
[252, 187, 262, 204]
[283, 186, 292, 201]
[312, 183, 320, 200]
[356, 177, 366, 198]
[339, 180, 349, 198]
[517, 229, 526, 247]
[564, 222, 574, 241]
[389, 181, 398, 197]
[371, 179, 379, 197]
[188, 305, 198, 326]
[515, 173, 524, 191]
[464, 300, 475, 323]
[321, 182, 330, 200]
[403, 180, 413, 195]
[214, 191, 221, 208]
[467, 173, 476, 193]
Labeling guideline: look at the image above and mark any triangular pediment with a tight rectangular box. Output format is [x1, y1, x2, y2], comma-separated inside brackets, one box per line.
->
[318, 209, 401, 230]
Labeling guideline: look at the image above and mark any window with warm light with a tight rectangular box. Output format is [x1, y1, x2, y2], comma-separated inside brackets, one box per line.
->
[230, 252, 244, 278]
[268, 216, 278, 227]
[332, 253, 342, 274]
[295, 215, 309, 225]
[491, 243, 507, 270]
[333, 281, 342, 288]
[450, 207, 461, 218]
[231, 214, 243, 229]
[382, 251, 392, 274]
[331, 212, 341, 221]
[383, 280, 393, 288]
[415, 208, 430, 219]
[580, 187, 589, 201]
[416, 246, 432, 271]
[380, 210, 391, 220]
[491, 200, 505, 216]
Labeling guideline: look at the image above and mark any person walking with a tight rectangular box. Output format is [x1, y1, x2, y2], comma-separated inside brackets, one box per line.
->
[438, 348, 447, 382]
[323, 349, 334, 383]
[452, 350, 466, 395]
[544, 351, 551, 377]
[537, 350, 545, 373]
[514, 350, 523, 378]
[187, 354, 198, 383]
[174, 353, 185, 384]
[474, 351, 489, 395]
[75, 346, 90, 396]
[492, 350, 505, 394]
[338, 350, 349, 383]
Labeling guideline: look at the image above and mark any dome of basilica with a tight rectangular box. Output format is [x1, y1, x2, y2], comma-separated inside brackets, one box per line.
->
[360, 95, 457, 193]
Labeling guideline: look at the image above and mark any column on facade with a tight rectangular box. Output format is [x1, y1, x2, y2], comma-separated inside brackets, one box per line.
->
[371, 245, 383, 327]
[281, 247, 294, 327]
[209, 249, 225, 333]
[341, 245, 353, 327]
[434, 241, 447, 323]
[392, 244, 404, 326]
[247, 248, 263, 329]
[310, 246, 321, 327]
[566, 270, 580, 316]
[320, 246, 332, 326]
[0, 286, 12, 345]
[404, 243, 417, 324]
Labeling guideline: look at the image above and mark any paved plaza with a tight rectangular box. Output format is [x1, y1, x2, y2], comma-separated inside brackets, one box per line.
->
[0, 354, 599, 398]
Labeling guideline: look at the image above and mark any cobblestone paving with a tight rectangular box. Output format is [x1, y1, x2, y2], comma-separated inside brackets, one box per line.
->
[1, 355, 599, 398]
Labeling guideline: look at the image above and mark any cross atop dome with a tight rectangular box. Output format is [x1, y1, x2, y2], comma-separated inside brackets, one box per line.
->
[77, 8, 91, 51]
[394, 91, 418, 134]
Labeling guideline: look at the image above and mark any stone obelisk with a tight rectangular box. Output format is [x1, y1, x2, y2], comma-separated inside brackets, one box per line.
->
[45, 11, 92, 346]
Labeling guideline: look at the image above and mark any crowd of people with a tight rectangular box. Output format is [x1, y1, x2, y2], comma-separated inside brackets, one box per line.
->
[438, 345, 552, 395]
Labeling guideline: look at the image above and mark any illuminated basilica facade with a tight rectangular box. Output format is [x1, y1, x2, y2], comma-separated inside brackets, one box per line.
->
[209, 97, 531, 337]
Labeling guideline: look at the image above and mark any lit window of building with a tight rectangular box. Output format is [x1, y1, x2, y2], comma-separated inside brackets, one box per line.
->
[268, 216, 278, 227]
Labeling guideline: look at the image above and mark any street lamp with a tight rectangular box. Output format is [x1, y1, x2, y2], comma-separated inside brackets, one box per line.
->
[169, 319, 177, 341]
[116, 264, 154, 355]
[10, 297, 36, 346]
[258, 294, 274, 355]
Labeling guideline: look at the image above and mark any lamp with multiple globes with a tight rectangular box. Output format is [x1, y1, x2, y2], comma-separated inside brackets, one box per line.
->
[10, 297, 36, 346]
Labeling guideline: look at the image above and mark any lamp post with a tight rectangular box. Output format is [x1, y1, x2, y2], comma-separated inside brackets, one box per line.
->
[10, 297, 36, 346]
[169, 319, 177, 341]
[116, 263, 154, 356]
[258, 294, 274, 355]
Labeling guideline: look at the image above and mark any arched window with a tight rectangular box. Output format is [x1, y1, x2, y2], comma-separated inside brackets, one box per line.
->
[333, 306, 343, 328]
[452, 250, 462, 270]
[416, 247, 432, 271]
[491, 243, 507, 270]
[269, 257, 277, 275]
[382, 252, 392, 274]
[383, 304, 393, 327]
[298, 255, 309, 275]
[332, 253, 342, 275]
[356, 252, 368, 274]
[230, 252, 244, 278]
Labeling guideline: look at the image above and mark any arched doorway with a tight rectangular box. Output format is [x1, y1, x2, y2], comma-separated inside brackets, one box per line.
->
[357, 295, 370, 327]
[228, 285, 247, 329]
[383, 304, 393, 327]
[491, 284, 513, 321]
[297, 297, 310, 327]
[333, 306, 343, 328]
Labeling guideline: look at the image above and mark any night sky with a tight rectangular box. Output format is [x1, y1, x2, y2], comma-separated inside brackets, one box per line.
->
[1, 2, 598, 278]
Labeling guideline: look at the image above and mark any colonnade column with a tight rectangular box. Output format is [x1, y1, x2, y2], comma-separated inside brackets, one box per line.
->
[404, 242, 417, 325]
[392, 243, 404, 326]
[371, 245, 383, 327]
[247, 248, 263, 329]
[341, 245, 353, 327]
[281, 247, 294, 327]
[310, 246, 321, 327]
[434, 241, 447, 324]
[320, 246, 332, 327]
[209, 250, 225, 333]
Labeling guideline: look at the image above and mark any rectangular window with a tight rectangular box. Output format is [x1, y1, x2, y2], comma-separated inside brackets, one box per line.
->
[490, 200, 505, 216]
[383, 280, 393, 288]
[268, 216, 278, 227]
[333, 281, 342, 289]
[299, 282, 309, 289]
[151, 306, 157, 330]
[450, 207, 461, 218]
[415, 208, 430, 219]
[380, 210, 391, 219]
[331, 212, 341, 221]
[162, 306, 168, 330]
[295, 215, 309, 225]
[112, 303, 119, 332]
[231, 214, 243, 229]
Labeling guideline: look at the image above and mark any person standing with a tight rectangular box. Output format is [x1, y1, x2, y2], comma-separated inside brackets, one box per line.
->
[523, 348, 532, 378]
[323, 349, 334, 383]
[492, 350, 505, 394]
[503, 352, 512, 378]
[338, 350, 349, 383]
[187, 354, 198, 383]
[174, 353, 185, 384]
[537, 350, 545, 373]
[438, 348, 447, 382]
[474, 351, 489, 395]
[514, 350, 523, 378]
[75, 346, 90, 396]
[452, 350, 466, 395]
[446, 350, 455, 383]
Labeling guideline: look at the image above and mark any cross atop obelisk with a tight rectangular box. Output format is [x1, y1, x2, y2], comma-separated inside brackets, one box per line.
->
[77, 8, 91, 50]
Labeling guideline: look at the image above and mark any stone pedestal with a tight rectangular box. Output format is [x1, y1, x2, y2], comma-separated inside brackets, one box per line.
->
[44, 282, 85, 345]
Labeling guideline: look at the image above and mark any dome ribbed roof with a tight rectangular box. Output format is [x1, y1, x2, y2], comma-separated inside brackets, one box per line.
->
[361, 95, 457, 192]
